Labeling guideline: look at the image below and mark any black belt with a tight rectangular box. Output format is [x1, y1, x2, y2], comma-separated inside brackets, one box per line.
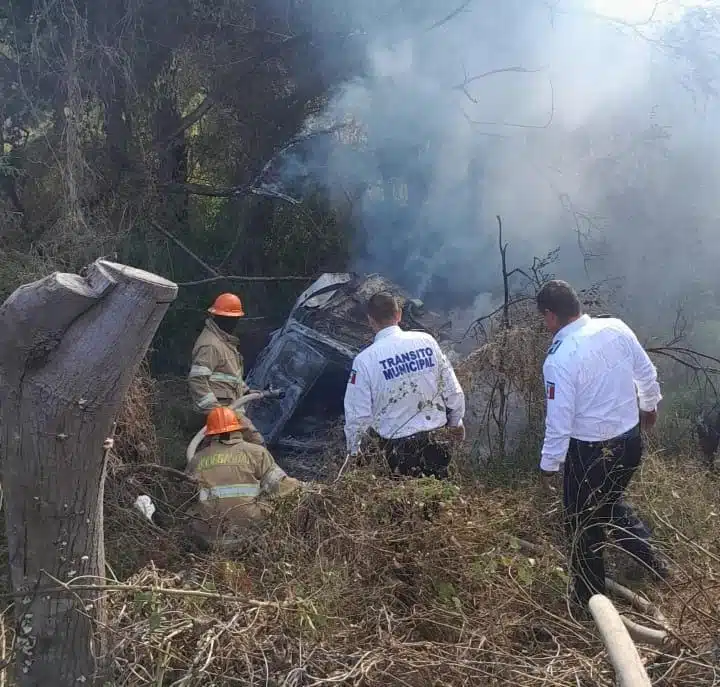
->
[376, 427, 445, 446]
[382, 429, 430, 444]
[572, 423, 640, 446]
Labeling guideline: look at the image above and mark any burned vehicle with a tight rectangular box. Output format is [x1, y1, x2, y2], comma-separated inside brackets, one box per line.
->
[244, 273, 452, 452]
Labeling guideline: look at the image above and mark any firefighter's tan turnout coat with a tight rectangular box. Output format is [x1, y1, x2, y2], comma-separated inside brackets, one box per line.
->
[188, 318, 263, 444]
[186, 433, 302, 544]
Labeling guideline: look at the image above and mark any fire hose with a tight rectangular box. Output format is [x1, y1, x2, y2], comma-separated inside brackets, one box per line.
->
[589, 594, 652, 687]
[185, 388, 285, 467]
[514, 538, 671, 685]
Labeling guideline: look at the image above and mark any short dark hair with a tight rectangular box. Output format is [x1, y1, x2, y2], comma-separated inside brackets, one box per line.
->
[367, 292, 401, 324]
[536, 279, 581, 320]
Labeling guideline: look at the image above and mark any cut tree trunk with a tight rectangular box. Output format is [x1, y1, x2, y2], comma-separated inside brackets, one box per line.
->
[0, 260, 177, 686]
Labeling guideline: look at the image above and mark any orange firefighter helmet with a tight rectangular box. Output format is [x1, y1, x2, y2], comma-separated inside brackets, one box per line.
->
[206, 407, 243, 436]
[208, 293, 245, 317]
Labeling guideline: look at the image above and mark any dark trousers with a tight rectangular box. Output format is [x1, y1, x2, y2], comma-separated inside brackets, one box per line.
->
[563, 425, 655, 606]
[378, 431, 452, 479]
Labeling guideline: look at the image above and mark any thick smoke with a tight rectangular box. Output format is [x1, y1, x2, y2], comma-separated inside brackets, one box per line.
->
[291, 0, 720, 335]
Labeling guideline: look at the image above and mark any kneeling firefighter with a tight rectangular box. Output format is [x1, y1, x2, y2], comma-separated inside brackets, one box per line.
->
[186, 407, 303, 548]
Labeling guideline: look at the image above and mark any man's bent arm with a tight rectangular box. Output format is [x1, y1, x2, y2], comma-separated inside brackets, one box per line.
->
[540, 360, 576, 472]
[625, 326, 662, 411]
[438, 347, 465, 427]
[343, 358, 373, 454]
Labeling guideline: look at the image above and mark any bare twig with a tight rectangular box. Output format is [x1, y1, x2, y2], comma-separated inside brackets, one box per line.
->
[154, 94, 216, 150]
[426, 0, 475, 30]
[6, 578, 293, 608]
[149, 221, 222, 278]
[113, 463, 194, 481]
[455, 66, 544, 103]
[176, 274, 314, 286]
[464, 80, 555, 129]
[497, 215, 510, 329]
[161, 124, 349, 201]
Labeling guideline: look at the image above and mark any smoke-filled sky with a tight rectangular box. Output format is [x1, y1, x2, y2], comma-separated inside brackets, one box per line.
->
[289, 0, 720, 335]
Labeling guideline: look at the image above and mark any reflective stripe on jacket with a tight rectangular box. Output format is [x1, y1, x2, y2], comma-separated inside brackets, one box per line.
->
[186, 433, 302, 525]
[188, 319, 248, 412]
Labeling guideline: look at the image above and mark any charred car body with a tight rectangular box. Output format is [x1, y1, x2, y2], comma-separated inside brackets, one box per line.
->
[244, 273, 452, 452]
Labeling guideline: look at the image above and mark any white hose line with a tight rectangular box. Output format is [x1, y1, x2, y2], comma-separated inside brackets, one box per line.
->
[620, 616, 668, 648]
[185, 392, 270, 467]
[588, 594, 652, 687]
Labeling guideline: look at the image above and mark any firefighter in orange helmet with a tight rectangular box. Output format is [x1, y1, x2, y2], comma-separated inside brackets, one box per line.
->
[188, 293, 264, 444]
[186, 407, 303, 548]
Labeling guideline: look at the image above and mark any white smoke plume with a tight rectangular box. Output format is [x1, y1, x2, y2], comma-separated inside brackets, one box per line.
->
[289, 0, 720, 336]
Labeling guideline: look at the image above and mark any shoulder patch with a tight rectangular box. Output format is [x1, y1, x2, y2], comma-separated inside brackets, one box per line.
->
[546, 381, 556, 400]
[349, 369, 357, 385]
[547, 340, 563, 355]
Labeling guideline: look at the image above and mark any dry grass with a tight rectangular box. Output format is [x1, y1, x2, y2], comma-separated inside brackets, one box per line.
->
[93, 451, 720, 686]
[90, 320, 720, 686]
[103, 364, 197, 578]
[2, 314, 718, 684]
[457, 325, 549, 396]
[113, 362, 161, 464]
[454, 322, 550, 474]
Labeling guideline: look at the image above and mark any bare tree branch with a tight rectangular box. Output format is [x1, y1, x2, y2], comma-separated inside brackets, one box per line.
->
[459, 296, 533, 342]
[160, 181, 249, 198]
[149, 221, 222, 278]
[454, 66, 544, 103]
[176, 275, 315, 286]
[154, 94, 216, 150]
[647, 345, 720, 371]
[160, 123, 350, 201]
[498, 215, 510, 328]
[426, 0, 475, 31]
[463, 79, 555, 130]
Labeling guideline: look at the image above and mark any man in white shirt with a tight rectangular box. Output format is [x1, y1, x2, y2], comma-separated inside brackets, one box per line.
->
[537, 279, 669, 610]
[344, 292, 466, 478]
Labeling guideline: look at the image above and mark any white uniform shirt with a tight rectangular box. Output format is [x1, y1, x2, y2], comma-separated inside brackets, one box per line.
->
[343, 325, 466, 454]
[541, 314, 662, 472]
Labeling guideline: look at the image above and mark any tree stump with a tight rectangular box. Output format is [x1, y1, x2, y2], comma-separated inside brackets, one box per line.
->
[0, 260, 178, 686]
